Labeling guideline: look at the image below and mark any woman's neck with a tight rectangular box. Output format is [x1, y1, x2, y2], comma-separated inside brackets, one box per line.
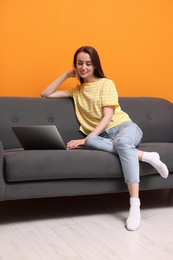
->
[83, 76, 101, 83]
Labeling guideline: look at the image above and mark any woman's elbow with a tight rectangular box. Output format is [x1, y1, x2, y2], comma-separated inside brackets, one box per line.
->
[40, 92, 49, 98]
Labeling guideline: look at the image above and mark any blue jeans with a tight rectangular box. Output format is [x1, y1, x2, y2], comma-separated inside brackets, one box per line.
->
[85, 121, 143, 183]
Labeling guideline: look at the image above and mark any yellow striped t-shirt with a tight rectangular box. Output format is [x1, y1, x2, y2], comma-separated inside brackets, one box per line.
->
[66, 78, 131, 135]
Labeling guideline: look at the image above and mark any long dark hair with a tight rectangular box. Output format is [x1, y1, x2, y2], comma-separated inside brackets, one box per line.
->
[73, 46, 106, 83]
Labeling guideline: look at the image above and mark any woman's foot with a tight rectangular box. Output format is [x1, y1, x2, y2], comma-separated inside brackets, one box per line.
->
[126, 197, 141, 231]
[141, 152, 169, 178]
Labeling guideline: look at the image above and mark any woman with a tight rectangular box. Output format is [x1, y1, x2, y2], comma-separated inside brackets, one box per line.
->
[41, 46, 168, 231]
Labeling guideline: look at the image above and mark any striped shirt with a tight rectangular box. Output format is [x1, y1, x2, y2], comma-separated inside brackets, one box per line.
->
[66, 78, 130, 135]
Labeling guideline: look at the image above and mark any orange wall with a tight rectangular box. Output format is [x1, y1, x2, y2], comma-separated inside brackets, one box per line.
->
[1, 0, 173, 102]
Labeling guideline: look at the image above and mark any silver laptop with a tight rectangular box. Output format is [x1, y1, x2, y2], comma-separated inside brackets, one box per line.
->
[12, 125, 67, 150]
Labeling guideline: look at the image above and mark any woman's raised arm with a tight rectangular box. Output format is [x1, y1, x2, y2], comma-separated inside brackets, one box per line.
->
[41, 68, 76, 98]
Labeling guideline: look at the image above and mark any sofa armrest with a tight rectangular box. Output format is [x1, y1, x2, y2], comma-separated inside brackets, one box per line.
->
[0, 141, 6, 201]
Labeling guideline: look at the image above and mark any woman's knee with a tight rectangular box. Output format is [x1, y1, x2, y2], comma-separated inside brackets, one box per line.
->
[113, 135, 133, 150]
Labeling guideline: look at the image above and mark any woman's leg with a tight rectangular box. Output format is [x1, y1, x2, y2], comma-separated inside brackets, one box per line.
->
[86, 122, 143, 231]
[137, 150, 169, 178]
[85, 124, 169, 231]
[111, 122, 142, 184]
[126, 183, 141, 231]
[111, 122, 142, 231]
[85, 135, 114, 153]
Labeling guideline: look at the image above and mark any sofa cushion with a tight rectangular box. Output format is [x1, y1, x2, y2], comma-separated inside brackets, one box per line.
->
[4, 149, 123, 182]
[4, 142, 173, 183]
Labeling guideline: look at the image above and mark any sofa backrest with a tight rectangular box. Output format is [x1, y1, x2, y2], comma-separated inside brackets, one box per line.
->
[0, 97, 172, 150]
[0, 97, 84, 150]
[119, 97, 173, 143]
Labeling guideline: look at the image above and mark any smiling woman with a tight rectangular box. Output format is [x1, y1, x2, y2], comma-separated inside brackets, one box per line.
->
[41, 45, 169, 231]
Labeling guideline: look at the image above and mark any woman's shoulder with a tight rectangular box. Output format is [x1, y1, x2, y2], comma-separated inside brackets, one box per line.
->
[100, 77, 115, 83]
[100, 78, 116, 87]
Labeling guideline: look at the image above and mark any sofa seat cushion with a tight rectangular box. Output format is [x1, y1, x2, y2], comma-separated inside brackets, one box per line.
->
[4, 142, 173, 183]
[4, 149, 123, 182]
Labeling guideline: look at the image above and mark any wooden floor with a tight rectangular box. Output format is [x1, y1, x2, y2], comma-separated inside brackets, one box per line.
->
[0, 189, 173, 260]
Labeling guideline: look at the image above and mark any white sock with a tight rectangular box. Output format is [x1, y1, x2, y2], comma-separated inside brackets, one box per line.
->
[126, 198, 141, 231]
[142, 152, 169, 179]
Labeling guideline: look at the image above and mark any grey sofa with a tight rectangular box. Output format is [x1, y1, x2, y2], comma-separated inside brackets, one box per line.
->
[0, 96, 173, 201]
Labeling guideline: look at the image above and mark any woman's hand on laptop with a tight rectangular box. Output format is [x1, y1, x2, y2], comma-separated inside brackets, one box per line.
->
[67, 139, 85, 149]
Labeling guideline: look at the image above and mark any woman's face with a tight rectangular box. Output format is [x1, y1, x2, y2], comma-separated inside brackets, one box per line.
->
[76, 52, 96, 83]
